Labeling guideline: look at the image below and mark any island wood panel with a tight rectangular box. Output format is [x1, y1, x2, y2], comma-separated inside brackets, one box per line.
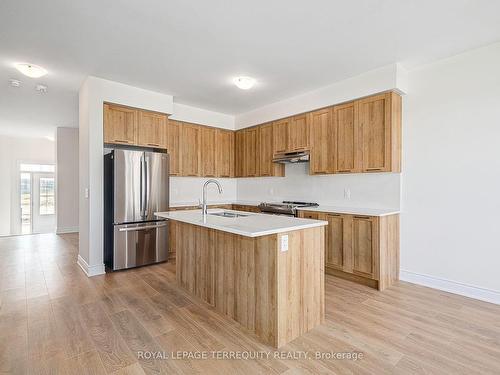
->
[173, 221, 324, 347]
[276, 227, 324, 347]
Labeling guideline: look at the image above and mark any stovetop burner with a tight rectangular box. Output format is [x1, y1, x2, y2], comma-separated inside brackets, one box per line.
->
[258, 201, 319, 216]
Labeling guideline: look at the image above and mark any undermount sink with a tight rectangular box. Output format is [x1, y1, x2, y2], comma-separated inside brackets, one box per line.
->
[209, 211, 249, 218]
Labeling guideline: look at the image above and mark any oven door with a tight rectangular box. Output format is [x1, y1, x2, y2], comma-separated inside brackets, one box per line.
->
[113, 221, 168, 270]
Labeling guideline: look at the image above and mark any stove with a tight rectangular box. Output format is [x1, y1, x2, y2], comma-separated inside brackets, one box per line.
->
[258, 201, 319, 217]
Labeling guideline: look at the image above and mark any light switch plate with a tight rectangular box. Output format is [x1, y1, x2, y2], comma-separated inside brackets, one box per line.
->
[280, 235, 289, 252]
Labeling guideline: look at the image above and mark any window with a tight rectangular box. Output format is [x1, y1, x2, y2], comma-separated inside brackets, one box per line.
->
[20, 163, 55, 173]
[20, 173, 32, 234]
[39, 177, 55, 215]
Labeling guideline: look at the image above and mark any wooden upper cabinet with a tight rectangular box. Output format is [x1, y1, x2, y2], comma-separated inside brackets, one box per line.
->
[179, 123, 201, 176]
[272, 118, 290, 155]
[288, 114, 310, 151]
[166, 119, 181, 176]
[137, 111, 167, 148]
[234, 130, 245, 177]
[358, 92, 401, 173]
[216, 129, 234, 177]
[352, 216, 378, 280]
[201, 127, 217, 177]
[333, 102, 361, 173]
[259, 123, 284, 177]
[309, 108, 333, 174]
[103, 103, 137, 145]
[244, 127, 259, 177]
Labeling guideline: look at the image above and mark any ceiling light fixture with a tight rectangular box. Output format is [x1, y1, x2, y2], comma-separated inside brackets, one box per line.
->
[14, 63, 47, 78]
[233, 76, 256, 90]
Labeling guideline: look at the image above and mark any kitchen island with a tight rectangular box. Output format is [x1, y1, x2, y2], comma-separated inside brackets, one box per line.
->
[155, 209, 327, 347]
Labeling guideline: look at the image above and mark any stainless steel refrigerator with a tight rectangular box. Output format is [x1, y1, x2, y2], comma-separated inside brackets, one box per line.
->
[104, 148, 169, 271]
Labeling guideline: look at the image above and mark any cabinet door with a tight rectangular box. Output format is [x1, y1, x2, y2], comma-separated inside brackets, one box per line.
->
[201, 127, 217, 177]
[352, 216, 378, 279]
[179, 123, 201, 176]
[324, 214, 346, 270]
[137, 111, 167, 148]
[166, 120, 181, 176]
[244, 128, 259, 177]
[309, 108, 333, 174]
[259, 123, 284, 177]
[103, 103, 137, 145]
[234, 130, 245, 177]
[334, 102, 361, 173]
[358, 93, 390, 172]
[288, 114, 310, 151]
[272, 119, 290, 154]
[216, 129, 234, 177]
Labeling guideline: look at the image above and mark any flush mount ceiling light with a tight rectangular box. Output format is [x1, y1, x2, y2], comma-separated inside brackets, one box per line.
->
[233, 76, 256, 90]
[14, 63, 47, 78]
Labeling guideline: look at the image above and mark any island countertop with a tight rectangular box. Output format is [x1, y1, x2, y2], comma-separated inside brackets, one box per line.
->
[155, 209, 327, 237]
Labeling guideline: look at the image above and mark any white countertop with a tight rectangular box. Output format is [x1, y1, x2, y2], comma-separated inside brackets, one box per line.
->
[155, 209, 327, 237]
[296, 205, 400, 217]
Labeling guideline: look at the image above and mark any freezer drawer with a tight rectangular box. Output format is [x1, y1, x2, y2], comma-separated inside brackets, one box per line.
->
[111, 221, 169, 270]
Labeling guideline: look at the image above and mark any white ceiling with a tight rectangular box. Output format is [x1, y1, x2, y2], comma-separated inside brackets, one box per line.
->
[1, 0, 500, 138]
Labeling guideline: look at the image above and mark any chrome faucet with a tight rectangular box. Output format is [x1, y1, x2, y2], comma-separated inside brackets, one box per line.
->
[202, 179, 223, 216]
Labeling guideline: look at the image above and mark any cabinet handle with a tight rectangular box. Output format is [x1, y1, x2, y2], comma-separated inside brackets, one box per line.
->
[336, 169, 352, 173]
[354, 215, 371, 219]
[147, 143, 160, 147]
[114, 139, 130, 144]
[327, 213, 341, 217]
[365, 167, 384, 171]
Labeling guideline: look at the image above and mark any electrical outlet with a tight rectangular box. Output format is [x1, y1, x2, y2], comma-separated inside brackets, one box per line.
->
[84, 188, 89, 199]
[280, 235, 289, 252]
[269, 188, 274, 195]
[344, 188, 351, 200]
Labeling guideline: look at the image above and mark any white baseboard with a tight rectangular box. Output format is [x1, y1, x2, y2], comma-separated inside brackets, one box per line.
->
[77, 255, 105, 277]
[56, 226, 79, 234]
[400, 270, 500, 305]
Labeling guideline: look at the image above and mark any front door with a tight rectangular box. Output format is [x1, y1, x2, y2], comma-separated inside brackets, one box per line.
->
[32, 172, 56, 233]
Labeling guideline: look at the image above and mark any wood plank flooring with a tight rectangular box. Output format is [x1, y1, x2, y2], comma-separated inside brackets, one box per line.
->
[1, 233, 499, 374]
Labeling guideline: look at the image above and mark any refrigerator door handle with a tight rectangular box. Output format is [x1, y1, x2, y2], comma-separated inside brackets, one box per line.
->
[140, 153, 147, 218]
[144, 155, 149, 217]
[118, 223, 167, 232]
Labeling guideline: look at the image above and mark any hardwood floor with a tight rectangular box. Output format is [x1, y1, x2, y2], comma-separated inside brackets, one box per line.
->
[1, 233, 499, 374]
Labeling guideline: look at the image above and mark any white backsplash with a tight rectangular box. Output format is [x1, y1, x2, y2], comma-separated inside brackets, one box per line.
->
[170, 164, 400, 209]
[170, 177, 238, 205]
[236, 163, 401, 209]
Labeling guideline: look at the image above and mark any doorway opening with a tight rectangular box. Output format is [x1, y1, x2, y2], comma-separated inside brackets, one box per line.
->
[19, 163, 56, 235]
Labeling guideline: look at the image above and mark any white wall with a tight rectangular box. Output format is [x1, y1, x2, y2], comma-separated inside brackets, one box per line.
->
[401, 42, 500, 299]
[0, 135, 55, 236]
[56, 127, 79, 233]
[235, 63, 408, 128]
[171, 102, 234, 130]
[170, 177, 237, 205]
[237, 164, 400, 209]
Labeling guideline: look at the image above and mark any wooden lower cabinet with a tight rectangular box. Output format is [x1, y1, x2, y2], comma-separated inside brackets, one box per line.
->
[298, 210, 399, 290]
[231, 204, 260, 213]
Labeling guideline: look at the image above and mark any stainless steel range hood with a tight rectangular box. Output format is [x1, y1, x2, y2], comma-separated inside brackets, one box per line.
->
[272, 150, 310, 163]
